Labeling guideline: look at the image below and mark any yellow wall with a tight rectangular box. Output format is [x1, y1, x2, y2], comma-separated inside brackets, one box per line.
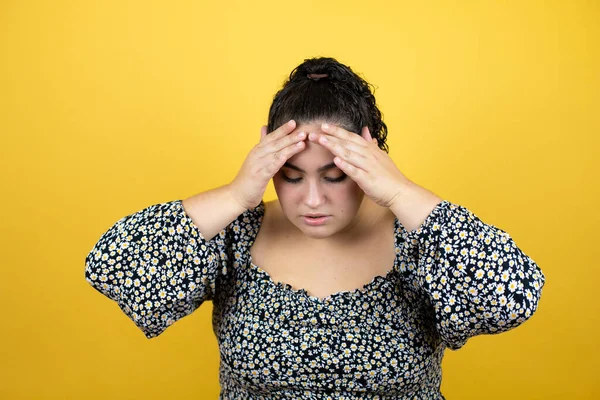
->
[1, 0, 597, 398]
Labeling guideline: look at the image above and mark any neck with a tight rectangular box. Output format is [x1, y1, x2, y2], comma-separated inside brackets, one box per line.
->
[294, 198, 387, 247]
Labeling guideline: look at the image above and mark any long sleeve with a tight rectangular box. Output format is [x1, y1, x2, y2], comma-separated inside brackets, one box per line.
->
[84, 200, 238, 339]
[400, 200, 545, 350]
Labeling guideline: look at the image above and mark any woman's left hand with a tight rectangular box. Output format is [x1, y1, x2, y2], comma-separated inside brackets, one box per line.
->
[309, 123, 412, 208]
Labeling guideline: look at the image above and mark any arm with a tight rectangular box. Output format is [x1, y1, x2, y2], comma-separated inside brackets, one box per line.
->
[84, 191, 253, 339]
[181, 184, 247, 241]
[85, 121, 306, 338]
[389, 180, 443, 232]
[392, 182, 545, 350]
[306, 123, 545, 348]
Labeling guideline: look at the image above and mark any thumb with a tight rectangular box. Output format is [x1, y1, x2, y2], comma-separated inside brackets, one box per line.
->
[361, 126, 372, 142]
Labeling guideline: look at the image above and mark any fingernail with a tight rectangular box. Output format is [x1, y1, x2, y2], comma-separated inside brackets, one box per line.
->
[289, 120, 295, 126]
[297, 131, 305, 138]
[322, 123, 329, 129]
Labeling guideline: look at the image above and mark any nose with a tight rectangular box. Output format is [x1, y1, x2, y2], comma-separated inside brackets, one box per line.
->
[304, 179, 326, 209]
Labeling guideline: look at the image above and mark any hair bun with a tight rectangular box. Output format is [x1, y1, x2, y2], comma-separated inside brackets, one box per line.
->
[269, 56, 389, 153]
[307, 73, 328, 80]
[293, 57, 342, 81]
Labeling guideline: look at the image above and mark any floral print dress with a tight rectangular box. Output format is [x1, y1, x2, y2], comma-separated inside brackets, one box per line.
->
[85, 199, 545, 399]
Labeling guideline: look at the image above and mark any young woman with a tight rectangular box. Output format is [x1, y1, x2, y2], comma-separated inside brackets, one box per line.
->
[85, 57, 545, 399]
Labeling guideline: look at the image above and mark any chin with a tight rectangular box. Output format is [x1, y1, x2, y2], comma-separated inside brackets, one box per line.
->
[292, 219, 346, 239]
[300, 228, 336, 239]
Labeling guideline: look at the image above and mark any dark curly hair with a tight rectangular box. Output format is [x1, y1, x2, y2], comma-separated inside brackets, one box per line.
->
[267, 57, 389, 153]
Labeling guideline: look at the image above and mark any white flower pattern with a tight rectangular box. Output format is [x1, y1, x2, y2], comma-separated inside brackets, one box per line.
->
[85, 200, 545, 399]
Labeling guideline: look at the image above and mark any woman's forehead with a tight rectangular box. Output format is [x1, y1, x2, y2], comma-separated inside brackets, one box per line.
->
[286, 138, 337, 171]
[292, 121, 327, 135]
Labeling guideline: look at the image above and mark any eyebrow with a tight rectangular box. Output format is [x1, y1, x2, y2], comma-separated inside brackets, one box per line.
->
[283, 162, 337, 173]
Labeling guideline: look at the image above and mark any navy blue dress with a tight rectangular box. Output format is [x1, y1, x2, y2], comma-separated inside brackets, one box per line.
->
[85, 199, 545, 399]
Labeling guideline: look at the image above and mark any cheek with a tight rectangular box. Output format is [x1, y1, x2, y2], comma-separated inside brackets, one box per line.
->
[272, 178, 297, 202]
[327, 182, 364, 212]
[340, 182, 365, 210]
[336, 180, 362, 199]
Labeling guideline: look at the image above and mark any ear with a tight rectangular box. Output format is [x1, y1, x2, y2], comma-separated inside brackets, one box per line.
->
[361, 126, 372, 142]
[260, 125, 268, 139]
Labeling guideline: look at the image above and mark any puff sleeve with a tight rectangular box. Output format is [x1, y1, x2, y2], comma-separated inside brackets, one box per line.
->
[400, 200, 545, 350]
[84, 200, 237, 339]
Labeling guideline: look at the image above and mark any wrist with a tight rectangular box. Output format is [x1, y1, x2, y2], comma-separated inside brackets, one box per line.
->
[389, 181, 442, 232]
[225, 183, 250, 213]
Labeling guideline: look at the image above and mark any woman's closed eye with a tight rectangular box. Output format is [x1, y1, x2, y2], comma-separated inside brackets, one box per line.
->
[281, 173, 347, 184]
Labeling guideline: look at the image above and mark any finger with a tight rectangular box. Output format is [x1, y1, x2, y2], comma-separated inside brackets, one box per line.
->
[318, 134, 366, 158]
[312, 133, 370, 169]
[260, 125, 268, 139]
[308, 132, 369, 158]
[261, 120, 296, 144]
[308, 131, 365, 152]
[262, 140, 305, 177]
[321, 123, 367, 147]
[360, 126, 373, 142]
[268, 130, 306, 154]
[333, 156, 366, 181]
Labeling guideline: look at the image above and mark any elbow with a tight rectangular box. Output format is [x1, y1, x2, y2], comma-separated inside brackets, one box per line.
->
[492, 270, 545, 332]
[84, 249, 119, 301]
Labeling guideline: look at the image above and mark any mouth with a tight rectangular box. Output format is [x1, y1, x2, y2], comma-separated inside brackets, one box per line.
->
[302, 214, 331, 226]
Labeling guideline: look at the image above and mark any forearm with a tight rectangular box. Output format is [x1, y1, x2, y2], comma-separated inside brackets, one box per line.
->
[389, 180, 443, 232]
[182, 184, 247, 241]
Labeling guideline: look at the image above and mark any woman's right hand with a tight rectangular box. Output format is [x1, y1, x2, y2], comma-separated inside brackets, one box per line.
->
[228, 120, 306, 209]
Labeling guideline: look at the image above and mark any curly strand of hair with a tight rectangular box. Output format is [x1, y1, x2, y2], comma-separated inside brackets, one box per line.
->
[268, 57, 389, 153]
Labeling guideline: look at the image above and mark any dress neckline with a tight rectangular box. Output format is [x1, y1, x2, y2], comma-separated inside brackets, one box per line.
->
[244, 201, 403, 303]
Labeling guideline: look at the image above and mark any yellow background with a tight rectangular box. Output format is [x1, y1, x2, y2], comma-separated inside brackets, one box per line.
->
[1, 0, 597, 399]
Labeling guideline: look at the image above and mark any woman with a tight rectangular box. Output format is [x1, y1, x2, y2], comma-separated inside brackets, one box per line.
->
[85, 57, 545, 399]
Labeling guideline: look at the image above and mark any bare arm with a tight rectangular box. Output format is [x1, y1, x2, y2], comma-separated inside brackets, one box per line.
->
[181, 184, 247, 242]
[389, 180, 443, 232]
[182, 120, 306, 241]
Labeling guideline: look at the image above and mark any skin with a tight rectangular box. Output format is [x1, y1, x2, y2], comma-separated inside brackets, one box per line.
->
[270, 121, 410, 242]
[272, 122, 367, 241]
[312, 122, 412, 208]
[309, 122, 443, 233]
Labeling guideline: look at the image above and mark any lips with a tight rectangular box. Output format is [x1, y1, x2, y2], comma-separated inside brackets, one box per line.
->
[302, 214, 331, 226]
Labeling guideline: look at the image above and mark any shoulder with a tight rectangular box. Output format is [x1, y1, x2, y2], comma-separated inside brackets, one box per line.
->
[226, 201, 265, 240]
[256, 199, 300, 239]
[261, 199, 286, 233]
[361, 199, 397, 234]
